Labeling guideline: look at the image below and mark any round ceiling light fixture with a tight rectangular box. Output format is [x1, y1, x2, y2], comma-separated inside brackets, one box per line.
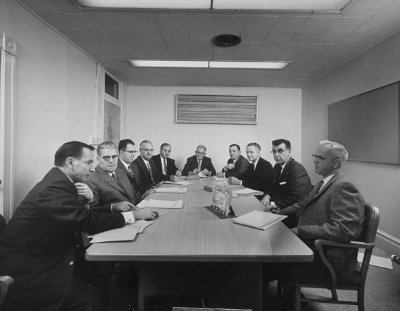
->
[212, 34, 241, 47]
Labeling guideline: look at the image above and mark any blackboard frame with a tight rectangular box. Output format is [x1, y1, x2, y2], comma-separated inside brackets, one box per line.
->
[328, 81, 400, 166]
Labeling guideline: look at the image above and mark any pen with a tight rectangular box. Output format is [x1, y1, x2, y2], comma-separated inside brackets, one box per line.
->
[158, 211, 169, 216]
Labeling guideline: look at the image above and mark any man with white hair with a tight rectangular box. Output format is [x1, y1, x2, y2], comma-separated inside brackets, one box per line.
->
[275, 140, 365, 292]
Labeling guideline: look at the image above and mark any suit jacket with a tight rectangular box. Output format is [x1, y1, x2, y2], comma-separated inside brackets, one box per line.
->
[118, 158, 137, 187]
[0, 167, 124, 311]
[269, 157, 313, 208]
[284, 173, 365, 279]
[152, 154, 179, 181]
[223, 154, 250, 179]
[87, 165, 142, 209]
[242, 157, 273, 194]
[131, 156, 160, 195]
[182, 155, 216, 176]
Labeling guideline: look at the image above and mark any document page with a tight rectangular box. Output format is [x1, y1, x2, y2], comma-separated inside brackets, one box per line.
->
[137, 199, 184, 209]
[155, 187, 187, 193]
[232, 187, 264, 196]
[90, 220, 154, 243]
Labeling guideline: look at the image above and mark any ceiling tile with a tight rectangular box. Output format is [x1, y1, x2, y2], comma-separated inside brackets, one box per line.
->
[265, 31, 295, 43]
[240, 31, 267, 44]
[271, 16, 310, 32]
[297, 16, 338, 33]
[329, 17, 369, 33]
[290, 32, 322, 44]
[344, 0, 392, 18]
[244, 14, 278, 31]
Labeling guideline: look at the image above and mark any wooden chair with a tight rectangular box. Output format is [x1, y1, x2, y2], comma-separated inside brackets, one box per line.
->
[0, 214, 14, 308]
[294, 203, 380, 311]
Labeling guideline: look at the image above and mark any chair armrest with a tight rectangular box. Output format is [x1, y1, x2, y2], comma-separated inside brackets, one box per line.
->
[315, 239, 375, 250]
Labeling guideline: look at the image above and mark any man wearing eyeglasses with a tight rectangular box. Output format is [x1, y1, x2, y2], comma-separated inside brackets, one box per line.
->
[273, 140, 365, 291]
[118, 139, 138, 186]
[152, 143, 182, 181]
[182, 145, 216, 176]
[131, 140, 160, 194]
[87, 141, 156, 218]
[261, 139, 312, 226]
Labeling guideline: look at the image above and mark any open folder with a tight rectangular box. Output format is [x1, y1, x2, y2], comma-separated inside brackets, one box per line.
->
[90, 220, 153, 243]
[233, 210, 287, 230]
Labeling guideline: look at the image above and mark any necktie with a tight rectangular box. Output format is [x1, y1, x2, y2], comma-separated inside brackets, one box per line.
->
[163, 158, 167, 175]
[147, 162, 155, 184]
[197, 160, 202, 170]
[314, 180, 324, 193]
[249, 162, 255, 172]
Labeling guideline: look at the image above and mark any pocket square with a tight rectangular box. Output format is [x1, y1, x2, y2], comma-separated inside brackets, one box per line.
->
[279, 181, 287, 185]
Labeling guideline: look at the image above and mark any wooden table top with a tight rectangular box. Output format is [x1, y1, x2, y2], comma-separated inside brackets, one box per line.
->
[86, 178, 313, 262]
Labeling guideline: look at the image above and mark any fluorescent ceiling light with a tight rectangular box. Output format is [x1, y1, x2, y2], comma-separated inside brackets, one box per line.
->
[78, 0, 354, 12]
[213, 0, 352, 11]
[209, 61, 289, 69]
[130, 60, 289, 69]
[130, 60, 209, 68]
[78, 0, 210, 9]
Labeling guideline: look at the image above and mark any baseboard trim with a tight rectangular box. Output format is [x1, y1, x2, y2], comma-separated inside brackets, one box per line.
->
[376, 229, 400, 255]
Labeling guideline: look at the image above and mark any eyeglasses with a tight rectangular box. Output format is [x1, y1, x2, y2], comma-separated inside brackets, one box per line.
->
[195, 151, 206, 155]
[312, 154, 331, 161]
[101, 155, 119, 162]
[162, 149, 172, 153]
[141, 148, 154, 152]
[271, 149, 287, 155]
[124, 149, 137, 154]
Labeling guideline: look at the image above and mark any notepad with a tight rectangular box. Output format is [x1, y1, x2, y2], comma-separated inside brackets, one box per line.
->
[155, 187, 187, 193]
[233, 210, 287, 230]
[137, 199, 184, 209]
[90, 220, 153, 243]
[232, 188, 264, 196]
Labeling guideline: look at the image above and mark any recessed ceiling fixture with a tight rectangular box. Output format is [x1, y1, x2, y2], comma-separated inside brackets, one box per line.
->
[129, 60, 290, 69]
[212, 34, 241, 48]
[77, 0, 357, 13]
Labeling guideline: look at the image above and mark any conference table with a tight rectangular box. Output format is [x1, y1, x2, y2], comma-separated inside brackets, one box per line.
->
[86, 178, 313, 311]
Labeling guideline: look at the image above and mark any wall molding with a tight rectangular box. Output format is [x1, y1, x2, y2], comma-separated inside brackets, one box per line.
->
[376, 229, 400, 254]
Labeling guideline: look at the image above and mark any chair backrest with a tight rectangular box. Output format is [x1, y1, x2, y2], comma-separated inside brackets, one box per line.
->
[358, 203, 380, 282]
[359, 203, 380, 244]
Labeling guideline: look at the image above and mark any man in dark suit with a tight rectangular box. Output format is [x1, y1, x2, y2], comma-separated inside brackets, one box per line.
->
[152, 143, 182, 181]
[261, 139, 313, 226]
[131, 140, 160, 195]
[229, 142, 273, 195]
[222, 144, 249, 179]
[87, 141, 147, 209]
[276, 140, 365, 286]
[117, 139, 138, 187]
[182, 145, 216, 176]
[0, 141, 155, 311]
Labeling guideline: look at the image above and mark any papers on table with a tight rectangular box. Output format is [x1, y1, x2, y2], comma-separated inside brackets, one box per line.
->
[90, 220, 154, 243]
[197, 171, 208, 178]
[155, 187, 187, 193]
[232, 187, 264, 197]
[164, 180, 192, 186]
[233, 210, 287, 230]
[137, 199, 184, 209]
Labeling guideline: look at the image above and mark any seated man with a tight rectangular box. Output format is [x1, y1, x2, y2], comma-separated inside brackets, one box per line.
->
[131, 140, 160, 195]
[261, 139, 313, 226]
[118, 138, 138, 187]
[87, 141, 144, 208]
[222, 144, 249, 179]
[182, 145, 216, 176]
[152, 143, 182, 181]
[0, 141, 156, 311]
[276, 140, 365, 291]
[229, 142, 273, 195]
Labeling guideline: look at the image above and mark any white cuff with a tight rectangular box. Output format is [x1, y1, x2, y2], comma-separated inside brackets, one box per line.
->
[122, 211, 135, 224]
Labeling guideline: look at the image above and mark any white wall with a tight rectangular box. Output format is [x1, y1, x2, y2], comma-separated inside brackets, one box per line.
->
[125, 86, 303, 172]
[0, 0, 99, 209]
[302, 31, 400, 252]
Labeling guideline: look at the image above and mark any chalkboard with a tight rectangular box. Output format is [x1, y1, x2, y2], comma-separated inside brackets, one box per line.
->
[328, 82, 400, 165]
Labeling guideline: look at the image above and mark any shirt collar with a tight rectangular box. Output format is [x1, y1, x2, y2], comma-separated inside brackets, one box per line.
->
[120, 159, 130, 170]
